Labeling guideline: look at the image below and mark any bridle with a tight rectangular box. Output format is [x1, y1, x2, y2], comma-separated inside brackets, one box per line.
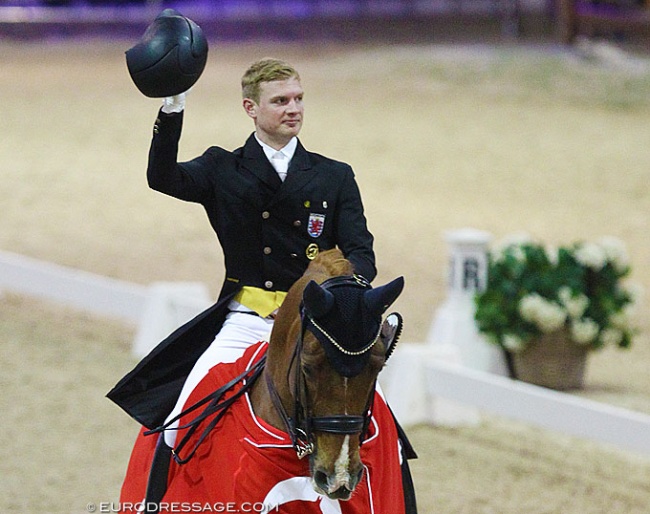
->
[146, 275, 401, 464]
[265, 275, 389, 460]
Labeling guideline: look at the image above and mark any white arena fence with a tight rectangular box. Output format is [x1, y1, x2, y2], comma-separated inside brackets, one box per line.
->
[0, 250, 212, 357]
[1, 249, 649, 457]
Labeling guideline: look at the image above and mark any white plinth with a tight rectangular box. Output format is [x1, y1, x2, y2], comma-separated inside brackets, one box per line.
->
[132, 281, 213, 357]
[379, 342, 480, 427]
[427, 294, 508, 376]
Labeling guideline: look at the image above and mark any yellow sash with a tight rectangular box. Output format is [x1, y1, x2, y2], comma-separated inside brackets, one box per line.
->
[234, 286, 288, 318]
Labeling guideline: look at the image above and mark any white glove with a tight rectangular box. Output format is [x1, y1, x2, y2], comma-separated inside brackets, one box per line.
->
[161, 92, 186, 114]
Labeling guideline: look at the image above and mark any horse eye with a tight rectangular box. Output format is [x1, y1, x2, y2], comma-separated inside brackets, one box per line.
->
[302, 363, 315, 377]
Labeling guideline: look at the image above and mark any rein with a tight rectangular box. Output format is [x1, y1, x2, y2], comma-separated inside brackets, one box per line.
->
[146, 354, 266, 464]
[148, 275, 401, 464]
[265, 274, 380, 460]
[264, 339, 375, 460]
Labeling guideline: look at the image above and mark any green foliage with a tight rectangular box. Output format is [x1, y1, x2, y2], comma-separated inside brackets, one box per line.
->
[474, 237, 638, 352]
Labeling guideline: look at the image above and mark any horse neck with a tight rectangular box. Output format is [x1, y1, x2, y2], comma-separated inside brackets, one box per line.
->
[249, 271, 330, 430]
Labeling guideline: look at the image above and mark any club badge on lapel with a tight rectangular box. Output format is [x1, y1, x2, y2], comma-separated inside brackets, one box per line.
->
[307, 213, 325, 238]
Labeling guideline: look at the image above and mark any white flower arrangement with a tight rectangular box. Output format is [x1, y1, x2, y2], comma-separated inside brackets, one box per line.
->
[475, 236, 639, 353]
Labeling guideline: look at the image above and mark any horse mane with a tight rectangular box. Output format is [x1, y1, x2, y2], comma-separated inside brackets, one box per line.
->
[302, 248, 354, 282]
[269, 249, 353, 348]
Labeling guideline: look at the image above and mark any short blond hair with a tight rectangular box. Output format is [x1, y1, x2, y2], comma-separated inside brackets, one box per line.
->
[241, 58, 300, 103]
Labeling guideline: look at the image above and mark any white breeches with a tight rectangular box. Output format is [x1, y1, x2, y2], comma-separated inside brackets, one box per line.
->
[163, 311, 274, 447]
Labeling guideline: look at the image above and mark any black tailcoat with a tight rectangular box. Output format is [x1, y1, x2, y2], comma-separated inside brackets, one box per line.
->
[108, 111, 376, 428]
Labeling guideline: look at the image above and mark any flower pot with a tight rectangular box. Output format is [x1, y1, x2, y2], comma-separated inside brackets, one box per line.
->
[511, 330, 589, 390]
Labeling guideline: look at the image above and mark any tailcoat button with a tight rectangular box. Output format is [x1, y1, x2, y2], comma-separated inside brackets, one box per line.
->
[262, 211, 270, 219]
[264, 280, 273, 289]
[293, 220, 301, 227]
[264, 247, 272, 255]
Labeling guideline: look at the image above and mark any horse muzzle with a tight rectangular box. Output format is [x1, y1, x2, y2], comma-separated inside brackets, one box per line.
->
[312, 465, 364, 501]
[309, 433, 364, 501]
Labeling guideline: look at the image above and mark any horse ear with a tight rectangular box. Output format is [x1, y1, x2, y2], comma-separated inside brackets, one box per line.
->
[364, 276, 405, 316]
[303, 280, 335, 318]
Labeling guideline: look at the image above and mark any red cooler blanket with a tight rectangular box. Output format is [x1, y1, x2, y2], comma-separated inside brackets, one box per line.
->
[120, 342, 406, 513]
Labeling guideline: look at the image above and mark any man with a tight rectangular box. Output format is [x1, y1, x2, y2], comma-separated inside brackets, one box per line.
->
[108, 58, 376, 429]
[110, 58, 416, 514]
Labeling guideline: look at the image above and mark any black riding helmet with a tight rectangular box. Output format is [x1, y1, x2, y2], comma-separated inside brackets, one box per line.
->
[126, 9, 208, 98]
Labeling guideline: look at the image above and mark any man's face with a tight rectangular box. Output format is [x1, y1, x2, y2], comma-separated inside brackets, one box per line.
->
[244, 77, 304, 149]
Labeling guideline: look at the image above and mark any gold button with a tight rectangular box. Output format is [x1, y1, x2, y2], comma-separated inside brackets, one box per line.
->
[264, 247, 272, 255]
[262, 211, 270, 219]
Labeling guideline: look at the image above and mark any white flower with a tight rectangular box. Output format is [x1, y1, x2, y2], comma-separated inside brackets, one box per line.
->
[627, 283, 645, 306]
[574, 242, 607, 271]
[519, 294, 567, 333]
[502, 334, 526, 353]
[565, 296, 589, 319]
[599, 327, 624, 346]
[558, 287, 589, 319]
[598, 236, 630, 273]
[558, 287, 572, 305]
[545, 245, 559, 265]
[570, 318, 599, 345]
[511, 246, 526, 262]
[519, 294, 543, 323]
[536, 303, 567, 333]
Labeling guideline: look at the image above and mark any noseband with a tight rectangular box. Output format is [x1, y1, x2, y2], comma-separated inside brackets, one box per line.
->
[146, 274, 401, 465]
[265, 275, 384, 459]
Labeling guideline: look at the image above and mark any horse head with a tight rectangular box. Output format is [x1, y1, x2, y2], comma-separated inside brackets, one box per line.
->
[298, 274, 404, 500]
[243, 249, 405, 502]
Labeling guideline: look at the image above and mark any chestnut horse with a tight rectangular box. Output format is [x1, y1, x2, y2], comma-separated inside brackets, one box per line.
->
[119, 249, 411, 513]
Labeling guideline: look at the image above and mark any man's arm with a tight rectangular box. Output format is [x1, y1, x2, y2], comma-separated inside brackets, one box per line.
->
[334, 168, 377, 282]
[146, 99, 212, 204]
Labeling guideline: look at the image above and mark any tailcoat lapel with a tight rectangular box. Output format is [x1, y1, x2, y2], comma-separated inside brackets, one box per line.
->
[270, 140, 315, 206]
[240, 135, 317, 206]
[240, 135, 283, 191]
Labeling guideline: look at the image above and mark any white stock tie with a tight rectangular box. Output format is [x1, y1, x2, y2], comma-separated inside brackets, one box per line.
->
[271, 151, 289, 182]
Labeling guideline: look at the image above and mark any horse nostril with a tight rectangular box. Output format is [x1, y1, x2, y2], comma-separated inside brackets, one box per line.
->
[349, 466, 364, 489]
[313, 469, 329, 492]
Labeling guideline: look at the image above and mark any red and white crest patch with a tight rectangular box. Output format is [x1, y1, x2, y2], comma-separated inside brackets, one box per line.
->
[307, 213, 325, 238]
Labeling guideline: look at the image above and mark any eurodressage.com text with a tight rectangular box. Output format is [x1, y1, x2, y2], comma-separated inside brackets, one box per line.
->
[87, 501, 280, 513]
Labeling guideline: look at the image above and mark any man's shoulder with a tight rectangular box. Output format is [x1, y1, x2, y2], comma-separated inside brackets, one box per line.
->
[202, 144, 245, 161]
[299, 146, 352, 173]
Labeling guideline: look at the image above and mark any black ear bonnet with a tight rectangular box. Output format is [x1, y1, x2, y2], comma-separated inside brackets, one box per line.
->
[126, 9, 208, 98]
[302, 275, 404, 377]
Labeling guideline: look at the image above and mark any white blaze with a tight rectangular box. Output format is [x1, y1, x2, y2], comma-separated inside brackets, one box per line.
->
[331, 435, 351, 491]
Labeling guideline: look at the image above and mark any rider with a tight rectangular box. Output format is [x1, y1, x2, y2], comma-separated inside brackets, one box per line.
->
[110, 56, 416, 514]
[109, 58, 376, 431]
